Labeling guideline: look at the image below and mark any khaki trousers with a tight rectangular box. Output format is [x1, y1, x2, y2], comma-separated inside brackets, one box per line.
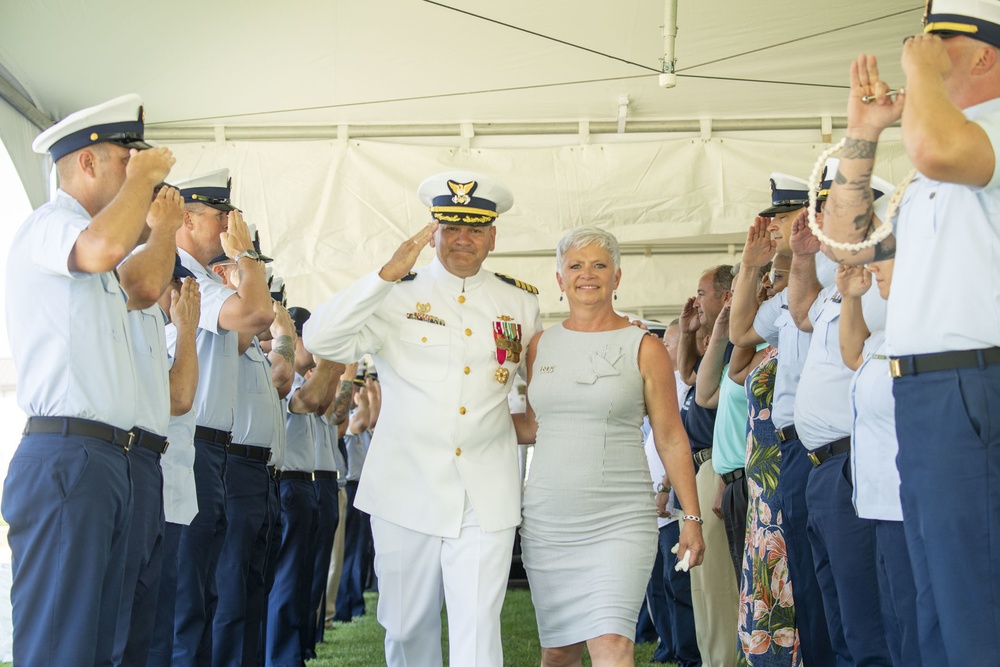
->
[687, 462, 739, 667]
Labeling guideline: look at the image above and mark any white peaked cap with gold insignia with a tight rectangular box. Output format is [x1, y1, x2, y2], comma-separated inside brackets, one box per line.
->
[418, 171, 514, 226]
[925, 0, 1000, 48]
[32, 93, 151, 161]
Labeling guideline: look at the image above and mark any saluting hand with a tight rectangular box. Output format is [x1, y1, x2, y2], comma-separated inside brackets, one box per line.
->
[742, 216, 776, 268]
[270, 303, 296, 340]
[126, 146, 175, 187]
[171, 277, 201, 332]
[379, 220, 438, 282]
[901, 34, 952, 83]
[848, 53, 904, 134]
[147, 186, 184, 234]
[836, 264, 872, 298]
[790, 210, 821, 257]
[679, 296, 700, 334]
[220, 209, 254, 260]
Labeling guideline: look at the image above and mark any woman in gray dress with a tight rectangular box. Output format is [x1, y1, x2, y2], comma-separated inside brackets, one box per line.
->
[518, 227, 705, 667]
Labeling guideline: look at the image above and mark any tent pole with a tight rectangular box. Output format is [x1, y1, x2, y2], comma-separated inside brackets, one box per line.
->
[0, 74, 50, 130]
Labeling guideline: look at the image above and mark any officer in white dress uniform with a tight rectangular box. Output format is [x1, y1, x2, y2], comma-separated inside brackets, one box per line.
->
[821, 3, 1000, 663]
[304, 172, 542, 667]
[1, 94, 174, 666]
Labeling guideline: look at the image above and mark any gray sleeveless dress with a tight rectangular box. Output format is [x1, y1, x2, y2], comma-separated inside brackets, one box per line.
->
[520, 323, 658, 647]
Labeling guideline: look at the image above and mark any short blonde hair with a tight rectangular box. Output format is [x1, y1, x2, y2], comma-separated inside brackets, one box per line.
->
[555, 226, 621, 272]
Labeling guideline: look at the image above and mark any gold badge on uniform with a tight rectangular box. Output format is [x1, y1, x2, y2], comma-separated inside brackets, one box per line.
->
[493, 318, 522, 384]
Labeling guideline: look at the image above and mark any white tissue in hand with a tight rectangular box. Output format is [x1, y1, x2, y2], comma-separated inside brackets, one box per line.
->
[670, 543, 692, 572]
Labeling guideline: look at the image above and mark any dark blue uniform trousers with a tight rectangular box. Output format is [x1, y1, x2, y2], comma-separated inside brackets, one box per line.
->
[894, 364, 1000, 666]
[113, 447, 165, 667]
[173, 437, 228, 666]
[777, 437, 838, 667]
[148, 521, 182, 667]
[872, 520, 925, 667]
[257, 474, 282, 667]
[805, 451, 891, 667]
[1, 433, 132, 667]
[308, 476, 340, 653]
[213, 453, 271, 667]
[647, 521, 700, 667]
[266, 477, 319, 667]
[334, 480, 370, 621]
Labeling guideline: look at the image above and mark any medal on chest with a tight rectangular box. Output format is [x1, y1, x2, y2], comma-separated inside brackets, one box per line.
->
[493, 317, 522, 384]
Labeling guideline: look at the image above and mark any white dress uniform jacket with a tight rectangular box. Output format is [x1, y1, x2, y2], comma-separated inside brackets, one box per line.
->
[304, 256, 542, 538]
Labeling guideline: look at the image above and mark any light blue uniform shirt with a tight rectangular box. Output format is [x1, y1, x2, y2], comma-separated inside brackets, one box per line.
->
[162, 321, 198, 525]
[232, 337, 278, 448]
[850, 331, 902, 521]
[178, 248, 238, 431]
[315, 414, 339, 472]
[752, 289, 811, 430]
[344, 416, 372, 483]
[270, 398, 289, 470]
[128, 305, 171, 437]
[6, 190, 138, 430]
[794, 285, 886, 450]
[889, 98, 1000, 355]
[281, 374, 316, 472]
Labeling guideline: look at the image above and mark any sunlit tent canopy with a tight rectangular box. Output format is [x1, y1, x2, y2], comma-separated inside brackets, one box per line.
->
[0, 0, 922, 321]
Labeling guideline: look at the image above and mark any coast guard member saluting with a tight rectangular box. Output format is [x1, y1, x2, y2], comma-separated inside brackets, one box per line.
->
[821, 1, 1000, 663]
[304, 172, 542, 667]
[2, 94, 175, 666]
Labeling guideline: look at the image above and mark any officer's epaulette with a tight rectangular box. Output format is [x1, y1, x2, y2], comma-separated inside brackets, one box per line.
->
[396, 272, 418, 283]
[494, 272, 538, 294]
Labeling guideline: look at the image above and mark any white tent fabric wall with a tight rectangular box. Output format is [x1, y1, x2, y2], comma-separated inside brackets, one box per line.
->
[0, 97, 47, 210]
[164, 132, 913, 322]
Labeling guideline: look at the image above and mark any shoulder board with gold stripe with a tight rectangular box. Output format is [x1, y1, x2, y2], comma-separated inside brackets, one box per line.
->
[494, 273, 538, 294]
[396, 272, 417, 283]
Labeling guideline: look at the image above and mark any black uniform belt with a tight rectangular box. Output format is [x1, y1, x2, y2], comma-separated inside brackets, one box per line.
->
[721, 468, 745, 485]
[889, 347, 1000, 378]
[275, 470, 314, 481]
[194, 426, 233, 447]
[692, 447, 713, 468]
[776, 424, 798, 443]
[24, 417, 135, 451]
[226, 443, 272, 462]
[313, 470, 339, 480]
[807, 437, 851, 467]
[131, 427, 169, 455]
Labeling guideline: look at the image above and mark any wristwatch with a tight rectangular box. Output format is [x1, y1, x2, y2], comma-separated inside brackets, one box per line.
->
[234, 248, 262, 262]
[656, 482, 670, 494]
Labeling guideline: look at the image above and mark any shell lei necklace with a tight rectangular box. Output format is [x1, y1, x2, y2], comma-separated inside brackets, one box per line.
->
[807, 138, 917, 251]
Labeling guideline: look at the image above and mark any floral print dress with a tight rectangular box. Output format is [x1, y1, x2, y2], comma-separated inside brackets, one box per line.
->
[737, 346, 801, 666]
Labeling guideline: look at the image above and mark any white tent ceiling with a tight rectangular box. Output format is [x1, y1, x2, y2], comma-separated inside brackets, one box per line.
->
[0, 0, 923, 321]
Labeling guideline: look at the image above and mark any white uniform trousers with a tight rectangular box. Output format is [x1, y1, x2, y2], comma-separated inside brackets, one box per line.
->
[688, 462, 739, 667]
[371, 494, 515, 667]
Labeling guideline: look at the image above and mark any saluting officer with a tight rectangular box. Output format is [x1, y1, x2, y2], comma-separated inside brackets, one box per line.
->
[822, 1, 1000, 663]
[2, 94, 174, 666]
[115, 182, 202, 667]
[304, 171, 542, 667]
[166, 168, 275, 664]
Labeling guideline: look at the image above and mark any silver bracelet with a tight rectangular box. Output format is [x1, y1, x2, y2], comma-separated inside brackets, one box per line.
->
[682, 514, 704, 525]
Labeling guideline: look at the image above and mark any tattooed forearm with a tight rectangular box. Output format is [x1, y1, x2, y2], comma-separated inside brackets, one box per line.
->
[853, 204, 875, 231]
[273, 335, 294, 368]
[331, 380, 352, 424]
[842, 138, 878, 159]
